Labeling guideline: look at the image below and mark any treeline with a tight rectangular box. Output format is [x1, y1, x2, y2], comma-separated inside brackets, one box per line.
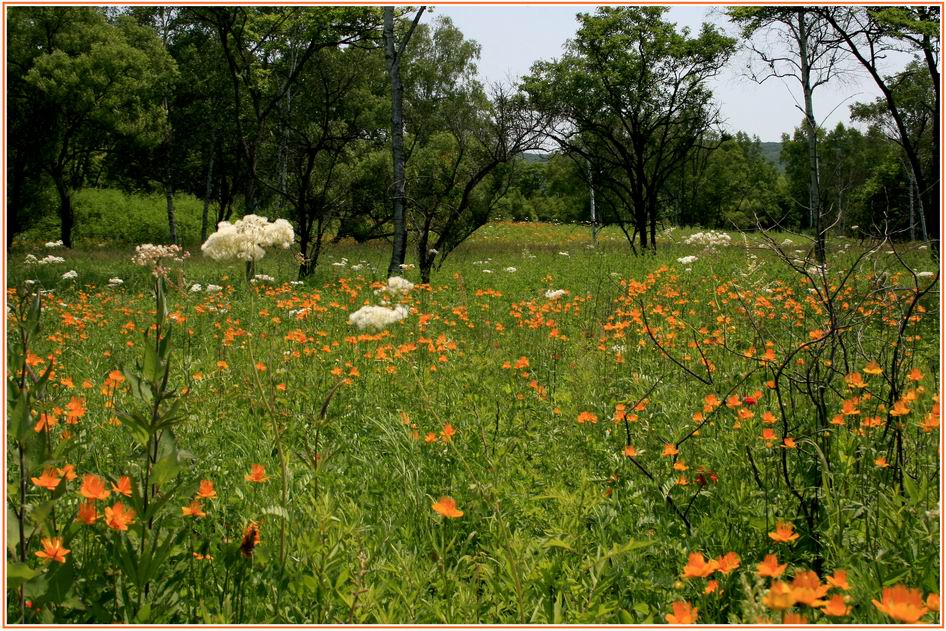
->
[6, 6, 939, 276]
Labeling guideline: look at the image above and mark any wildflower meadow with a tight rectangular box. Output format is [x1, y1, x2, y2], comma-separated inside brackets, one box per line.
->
[5, 222, 940, 624]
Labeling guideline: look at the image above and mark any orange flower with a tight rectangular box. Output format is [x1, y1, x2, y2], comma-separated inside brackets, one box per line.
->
[58, 464, 77, 481]
[756, 554, 787, 578]
[255, 362, 266, 372]
[80, 474, 111, 501]
[874, 456, 890, 469]
[761, 411, 777, 424]
[790, 570, 829, 607]
[514, 356, 529, 369]
[197, 479, 217, 500]
[181, 500, 207, 518]
[35, 537, 70, 564]
[762, 581, 796, 610]
[927, 593, 940, 613]
[863, 361, 883, 376]
[782, 437, 797, 449]
[825, 569, 850, 591]
[907, 367, 923, 382]
[769, 521, 799, 543]
[715, 551, 740, 575]
[76, 501, 98, 525]
[64, 396, 86, 424]
[216, 360, 229, 370]
[431, 496, 464, 519]
[111, 476, 132, 497]
[782, 612, 807, 624]
[703, 394, 721, 411]
[673, 460, 688, 471]
[623, 445, 638, 458]
[34, 412, 57, 433]
[872, 585, 929, 624]
[576, 411, 598, 424]
[682, 552, 718, 579]
[440, 423, 455, 443]
[31, 468, 62, 491]
[424, 432, 437, 443]
[845, 372, 867, 389]
[662, 443, 679, 457]
[890, 400, 911, 417]
[761, 428, 777, 442]
[245, 464, 269, 483]
[821, 594, 850, 617]
[104, 502, 136, 531]
[665, 601, 698, 624]
[704, 580, 719, 595]
[725, 394, 742, 408]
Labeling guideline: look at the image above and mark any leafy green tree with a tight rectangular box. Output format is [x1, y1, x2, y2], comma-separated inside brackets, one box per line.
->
[524, 7, 735, 251]
[9, 8, 177, 247]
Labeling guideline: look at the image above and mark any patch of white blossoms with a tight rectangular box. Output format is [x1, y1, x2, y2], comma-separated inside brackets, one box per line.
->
[676, 255, 698, 265]
[348, 304, 410, 332]
[25, 254, 66, 265]
[108, 278, 124, 288]
[45, 240, 64, 249]
[683, 231, 731, 248]
[544, 289, 567, 300]
[61, 270, 78, 280]
[201, 215, 294, 262]
[132, 244, 188, 267]
[378, 276, 414, 299]
[251, 274, 275, 284]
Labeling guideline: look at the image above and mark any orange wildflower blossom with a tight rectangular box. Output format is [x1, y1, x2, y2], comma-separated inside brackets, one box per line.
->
[104, 502, 136, 531]
[763, 581, 796, 610]
[927, 593, 940, 613]
[623, 445, 638, 458]
[197, 479, 217, 500]
[715, 551, 740, 575]
[34, 412, 57, 433]
[665, 601, 698, 624]
[240, 522, 261, 558]
[32, 468, 62, 491]
[431, 496, 464, 519]
[872, 585, 930, 624]
[756, 554, 787, 578]
[874, 456, 890, 469]
[704, 580, 719, 596]
[790, 571, 830, 607]
[662, 443, 679, 457]
[35, 537, 70, 564]
[769, 521, 800, 543]
[245, 464, 269, 483]
[863, 361, 883, 375]
[576, 411, 598, 424]
[440, 423, 455, 443]
[821, 594, 851, 617]
[181, 500, 207, 518]
[907, 367, 923, 381]
[682, 552, 718, 579]
[76, 501, 98, 525]
[59, 464, 77, 481]
[80, 474, 111, 501]
[845, 372, 867, 389]
[782, 612, 807, 624]
[825, 569, 850, 591]
[111, 476, 133, 497]
[64, 396, 86, 424]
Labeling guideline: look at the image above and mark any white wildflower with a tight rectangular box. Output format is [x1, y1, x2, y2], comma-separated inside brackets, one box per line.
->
[558, 251, 570, 256]
[399, 263, 415, 271]
[428, 248, 439, 255]
[544, 289, 567, 300]
[676, 255, 698, 265]
[190, 283, 203, 293]
[683, 231, 731, 248]
[133, 243, 187, 267]
[251, 274, 275, 284]
[44, 240, 63, 249]
[504, 267, 518, 273]
[780, 239, 794, 247]
[290, 280, 304, 286]
[61, 270, 78, 280]
[332, 258, 349, 267]
[348, 304, 409, 331]
[201, 214, 294, 262]
[916, 271, 935, 278]
[482, 269, 493, 274]
[205, 284, 223, 293]
[108, 277, 124, 287]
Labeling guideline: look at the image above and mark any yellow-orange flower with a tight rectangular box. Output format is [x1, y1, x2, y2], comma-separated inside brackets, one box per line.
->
[874, 456, 890, 469]
[890, 400, 911, 417]
[623, 445, 638, 458]
[35, 537, 70, 563]
[863, 361, 883, 376]
[59, 464, 77, 481]
[907, 367, 923, 382]
[245, 464, 269, 483]
[821, 594, 850, 617]
[790, 570, 829, 607]
[111, 476, 132, 497]
[756, 554, 787, 578]
[662, 443, 679, 457]
[845, 372, 867, 389]
[782, 612, 807, 624]
[872, 585, 929, 623]
[181, 500, 207, 518]
[31, 468, 62, 491]
[704, 579, 719, 595]
[665, 600, 698, 624]
[768, 521, 799, 543]
[715, 551, 740, 575]
[104, 502, 136, 531]
[431, 495, 463, 519]
[762, 580, 795, 610]
[576, 411, 598, 424]
[682, 552, 718, 579]
[76, 501, 98, 525]
[927, 593, 939, 613]
[80, 474, 110, 501]
[440, 422, 456, 443]
[825, 569, 850, 591]
[197, 479, 217, 500]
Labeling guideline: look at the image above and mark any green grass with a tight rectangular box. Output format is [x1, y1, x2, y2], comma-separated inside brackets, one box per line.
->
[6, 222, 940, 624]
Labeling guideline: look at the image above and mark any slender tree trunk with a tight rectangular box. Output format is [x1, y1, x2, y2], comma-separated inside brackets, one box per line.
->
[54, 174, 74, 248]
[385, 7, 408, 278]
[201, 149, 215, 244]
[908, 169, 916, 242]
[587, 158, 597, 247]
[165, 180, 177, 244]
[798, 12, 825, 264]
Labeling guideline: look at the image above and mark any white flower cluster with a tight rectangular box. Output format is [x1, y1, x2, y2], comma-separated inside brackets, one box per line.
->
[916, 271, 935, 278]
[45, 240, 64, 249]
[504, 267, 518, 273]
[378, 276, 414, 298]
[251, 274, 275, 284]
[348, 304, 409, 332]
[683, 231, 731, 248]
[61, 270, 78, 280]
[676, 255, 698, 265]
[201, 215, 294, 262]
[205, 284, 223, 293]
[132, 243, 188, 267]
[24, 254, 66, 265]
[108, 277, 124, 288]
[544, 289, 567, 300]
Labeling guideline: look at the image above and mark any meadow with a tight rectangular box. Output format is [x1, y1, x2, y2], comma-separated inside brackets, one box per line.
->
[6, 222, 941, 624]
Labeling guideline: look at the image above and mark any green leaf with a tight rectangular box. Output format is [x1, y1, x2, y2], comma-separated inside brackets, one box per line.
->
[7, 562, 41, 589]
[10, 392, 32, 443]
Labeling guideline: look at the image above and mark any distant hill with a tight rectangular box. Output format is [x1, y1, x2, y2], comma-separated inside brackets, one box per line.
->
[759, 141, 784, 172]
[521, 152, 550, 164]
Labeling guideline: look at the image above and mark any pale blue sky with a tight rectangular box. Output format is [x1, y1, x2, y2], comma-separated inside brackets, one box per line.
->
[430, 5, 910, 142]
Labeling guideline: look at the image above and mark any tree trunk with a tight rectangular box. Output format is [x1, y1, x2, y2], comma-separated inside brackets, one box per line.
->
[588, 158, 597, 247]
[201, 149, 215, 244]
[55, 176, 74, 248]
[798, 11, 825, 264]
[908, 169, 916, 242]
[385, 7, 408, 278]
[165, 180, 178, 244]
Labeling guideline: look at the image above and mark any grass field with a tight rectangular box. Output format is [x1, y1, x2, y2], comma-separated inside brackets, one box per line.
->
[6, 222, 941, 624]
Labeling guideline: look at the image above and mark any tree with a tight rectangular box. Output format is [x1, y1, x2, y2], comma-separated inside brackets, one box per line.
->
[383, 6, 426, 278]
[817, 6, 939, 252]
[729, 7, 848, 263]
[524, 7, 735, 252]
[9, 8, 177, 247]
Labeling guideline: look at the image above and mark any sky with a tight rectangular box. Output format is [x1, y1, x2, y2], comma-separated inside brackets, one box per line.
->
[429, 5, 912, 142]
